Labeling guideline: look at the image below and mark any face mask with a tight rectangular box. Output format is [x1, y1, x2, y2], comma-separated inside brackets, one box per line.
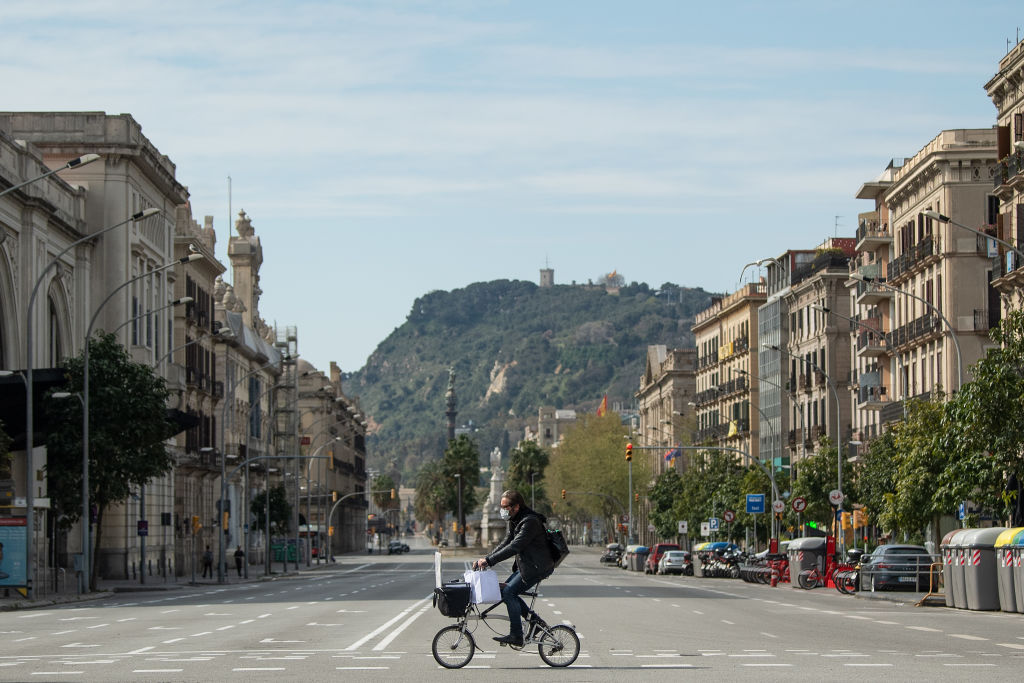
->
[500, 507, 511, 521]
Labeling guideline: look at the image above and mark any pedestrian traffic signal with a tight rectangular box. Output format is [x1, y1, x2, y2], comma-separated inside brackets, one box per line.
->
[625, 443, 633, 461]
[561, 489, 566, 500]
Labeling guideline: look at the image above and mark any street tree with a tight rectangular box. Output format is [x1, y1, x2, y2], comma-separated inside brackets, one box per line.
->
[789, 440, 844, 530]
[371, 473, 398, 511]
[505, 440, 550, 510]
[442, 435, 481, 545]
[250, 485, 293, 535]
[414, 460, 448, 540]
[648, 468, 683, 539]
[45, 333, 177, 590]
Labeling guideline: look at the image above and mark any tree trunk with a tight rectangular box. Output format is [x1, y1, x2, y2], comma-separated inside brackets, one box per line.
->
[89, 505, 104, 592]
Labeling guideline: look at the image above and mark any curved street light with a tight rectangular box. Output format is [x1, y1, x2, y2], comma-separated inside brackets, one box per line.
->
[0, 153, 100, 199]
[24, 206, 159, 599]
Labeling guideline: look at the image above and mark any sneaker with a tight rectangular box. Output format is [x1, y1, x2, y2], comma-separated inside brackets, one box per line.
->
[493, 634, 525, 647]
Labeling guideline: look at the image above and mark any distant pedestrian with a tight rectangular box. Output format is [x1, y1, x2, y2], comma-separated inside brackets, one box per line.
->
[201, 545, 213, 578]
[234, 545, 245, 577]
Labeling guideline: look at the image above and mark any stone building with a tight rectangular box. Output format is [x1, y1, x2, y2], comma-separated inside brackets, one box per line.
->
[691, 282, 765, 465]
[635, 345, 696, 474]
[985, 38, 1024, 311]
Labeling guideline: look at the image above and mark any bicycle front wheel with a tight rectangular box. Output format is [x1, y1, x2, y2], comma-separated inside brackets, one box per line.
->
[797, 569, 817, 590]
[538, 625, 580, 667]
[432, 625, 475, 669]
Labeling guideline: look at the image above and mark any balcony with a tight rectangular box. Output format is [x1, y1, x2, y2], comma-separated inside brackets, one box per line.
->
[994, 151, 1024, 189]
[856, 218, 892, 251]
[856, 327, 888, 358]
[888, 235, 939, 283]
[798, 373, 813, 392]
[858, 384, 889, 410]
[212, 380, 224, 399]
[787, 429, 797, 447]
[889, 313, 939, 349]
[186, 366, 198, 386]
[854, 277, 894, 306]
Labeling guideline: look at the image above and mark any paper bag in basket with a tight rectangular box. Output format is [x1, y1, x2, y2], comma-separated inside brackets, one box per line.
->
[463, 569, 501, 604]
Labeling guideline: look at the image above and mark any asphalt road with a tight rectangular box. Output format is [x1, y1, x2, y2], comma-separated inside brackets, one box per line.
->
[1, 540, 1023, 681]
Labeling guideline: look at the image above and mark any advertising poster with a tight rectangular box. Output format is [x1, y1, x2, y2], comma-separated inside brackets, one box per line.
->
[0, 517, 27, 586]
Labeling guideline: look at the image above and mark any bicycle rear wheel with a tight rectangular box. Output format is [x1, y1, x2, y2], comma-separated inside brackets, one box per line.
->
[797, 569, 817, 590]
[537, 625, 580, 667]
[432, 625, 475, 669]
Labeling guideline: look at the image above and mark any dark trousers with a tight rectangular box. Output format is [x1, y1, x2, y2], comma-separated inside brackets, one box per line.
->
[502, 571, 545, 638]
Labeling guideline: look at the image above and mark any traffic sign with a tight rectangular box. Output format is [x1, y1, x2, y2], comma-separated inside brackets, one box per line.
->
[708, 517, 720, 532]
[829, 489, 844, 506]
[620, 514, 629, 523]
[722, 510, 735, 523]
[958, 502, 965, 520]
[772, 499, 785, 514]
[791, 496, 807, 513]
[746, 494, 765, 514]
[700, 522, 710, 537]
[677, 520, 688, 535]
[137, 520, 148, 537]
[648, 524, 656, 532]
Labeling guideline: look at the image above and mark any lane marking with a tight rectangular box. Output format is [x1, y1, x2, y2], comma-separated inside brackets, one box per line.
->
[949, 634, 988, 641]
[345, 595, 431, 651]
[133, 670, 184, 674]
[373, 605, 431, 651]
[907, 626, 941, 632]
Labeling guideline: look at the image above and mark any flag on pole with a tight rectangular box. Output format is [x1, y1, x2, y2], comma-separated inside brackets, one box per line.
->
[596, 394, 608, 417]
[663, 445, 681, 462]
[727, 420, 738, 438]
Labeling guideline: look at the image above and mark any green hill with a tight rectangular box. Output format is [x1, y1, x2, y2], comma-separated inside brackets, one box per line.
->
[347, 279, 716, 480]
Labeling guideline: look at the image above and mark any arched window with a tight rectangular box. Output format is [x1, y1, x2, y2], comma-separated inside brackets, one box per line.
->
[48, 297, 63, 367]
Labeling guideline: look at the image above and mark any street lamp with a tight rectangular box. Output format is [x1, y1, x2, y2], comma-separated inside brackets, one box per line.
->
[454, 473, 463, 547]
[922, 209, 1024, 267]
[766, 343, 845, 549]
[305, 436, 340, 566]
[0, 153, 100, 199]
[24, 206, 160, 599]
[530, 471, 537, 509]
[849, 273, 963, 391]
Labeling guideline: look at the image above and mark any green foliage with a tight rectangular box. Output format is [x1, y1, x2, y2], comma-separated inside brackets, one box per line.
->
[414, 460, 448, 528]
[250, 485, 293, 534]
[648, 469, 683, 538]
[371, 474, 398, 511]
[546, 413, 647, 523]
[45, 333, 175, 524]
[442, 435, 481, 517]
[505, 441, 550, 511]
[791, 440, 843, 528]
[348, 279, 715, 476]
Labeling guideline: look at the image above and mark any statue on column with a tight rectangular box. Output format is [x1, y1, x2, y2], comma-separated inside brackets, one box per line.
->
[480, 447, 506, 546]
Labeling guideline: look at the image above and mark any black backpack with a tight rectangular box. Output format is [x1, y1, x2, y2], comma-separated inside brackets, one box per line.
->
[546, 528, 570, 568]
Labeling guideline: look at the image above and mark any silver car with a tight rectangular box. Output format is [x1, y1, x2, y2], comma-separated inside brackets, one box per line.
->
[657, 550, 692, 575]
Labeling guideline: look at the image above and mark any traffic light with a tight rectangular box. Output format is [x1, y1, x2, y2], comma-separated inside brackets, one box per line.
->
[328, 526, 334, 537]
[561, 489, 566, 500]
[625, 443, 633, 461]
[634, 493, 639, 503]
[222, 510, 229, 530]
[452, 521, 458, 532]
[391, 488, 396, 500]
[332, 491, 338, 502]
[191, 515, 201, 535]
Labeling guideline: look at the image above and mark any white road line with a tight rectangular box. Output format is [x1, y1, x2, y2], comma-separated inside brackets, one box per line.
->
[721, 620, 734, 625]
[372, 605, 431, 651]
[30, 672, 83, 676]
[190, 632, 212, 637]
[345, 595, 431, 651]
[742, 664, 791, 667]
[907, 626, 941, 632]
[949, 634, 988, 641]
[233, 667, 286, 671]
[127, 646, 155, 654]
[162, 638, 185, 644]
[944, 663, 997, 667]
[339, 667, 390, 670]
[998, 643, 1024, 650]
[760, 632, 778, 638]
[134, 670, 183, 673]
[844, 663, 893, 667]
[641, 664, 696, 668]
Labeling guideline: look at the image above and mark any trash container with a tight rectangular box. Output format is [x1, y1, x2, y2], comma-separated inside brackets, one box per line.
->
[944, 529, 972, 609]
[787, 537, 826, 590]
[630, 546, 649, 572]
[939, 529, 960, 608]
[994, 527, 1024, 613]
[1013, 528, 1024, 614]
[962, 527, 1006, 611]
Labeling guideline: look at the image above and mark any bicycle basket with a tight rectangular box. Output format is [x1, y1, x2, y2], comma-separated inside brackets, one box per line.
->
[433, 581, 471, 617]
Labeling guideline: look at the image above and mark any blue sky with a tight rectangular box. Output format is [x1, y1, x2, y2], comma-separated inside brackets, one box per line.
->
[2, 1, 1017, 374]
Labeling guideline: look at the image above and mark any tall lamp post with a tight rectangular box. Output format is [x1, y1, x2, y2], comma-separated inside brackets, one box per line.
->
[0, 153, 100, 199]
[767, 343, 845, 549]
[454, 473, 463, 547]
[923, 209, 1024, 266]
[24, 206, 157, 599]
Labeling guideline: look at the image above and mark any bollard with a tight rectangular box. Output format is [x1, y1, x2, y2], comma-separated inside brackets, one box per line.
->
[131, 562, 137, 579]
[148, 559, 153, 576]
[770, 567, 779, 587]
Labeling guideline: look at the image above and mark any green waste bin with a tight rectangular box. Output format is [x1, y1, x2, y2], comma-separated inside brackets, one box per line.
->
[994, 527, 1024, 613]
[272, 543, 298, 562]
[962, 528, 1006, 611]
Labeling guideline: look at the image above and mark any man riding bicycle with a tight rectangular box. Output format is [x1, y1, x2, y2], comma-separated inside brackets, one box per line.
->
[472, 489, 554, 646]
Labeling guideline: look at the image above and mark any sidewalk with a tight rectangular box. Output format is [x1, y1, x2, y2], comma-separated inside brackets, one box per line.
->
[0, 557, 344, 612]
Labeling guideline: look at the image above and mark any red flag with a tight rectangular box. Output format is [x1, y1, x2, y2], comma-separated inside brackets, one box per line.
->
[596, 394, 608, 417]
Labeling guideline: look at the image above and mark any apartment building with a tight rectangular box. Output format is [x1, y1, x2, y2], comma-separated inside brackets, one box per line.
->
[635, 345, 696, 474]
[851, 130, 998, 441]
[781, 240, 856, 468]
[986, 38, 1024, 310]
[692, 282, 765, 464]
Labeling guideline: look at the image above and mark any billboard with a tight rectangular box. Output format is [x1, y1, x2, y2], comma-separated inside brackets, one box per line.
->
[0, 518, 27, 586]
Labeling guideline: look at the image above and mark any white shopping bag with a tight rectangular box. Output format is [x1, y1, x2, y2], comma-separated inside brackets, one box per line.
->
[463, 568, 501, 604]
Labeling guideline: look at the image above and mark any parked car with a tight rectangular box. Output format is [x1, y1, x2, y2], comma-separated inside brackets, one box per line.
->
[387, 540, 410, 554]
[657, 550, 693, 575]
[645, 543, 681, 574]
[859, 544, 938, 591]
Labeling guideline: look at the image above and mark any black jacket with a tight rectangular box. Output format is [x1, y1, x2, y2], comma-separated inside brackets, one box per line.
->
[485, 506, 554, 585]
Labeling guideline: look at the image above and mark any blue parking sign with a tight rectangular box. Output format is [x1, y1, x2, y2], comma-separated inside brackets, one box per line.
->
[746, 494, 765, 514]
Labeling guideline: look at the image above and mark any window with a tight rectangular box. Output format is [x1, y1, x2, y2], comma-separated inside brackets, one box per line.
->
[48, 297, 62, 366]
